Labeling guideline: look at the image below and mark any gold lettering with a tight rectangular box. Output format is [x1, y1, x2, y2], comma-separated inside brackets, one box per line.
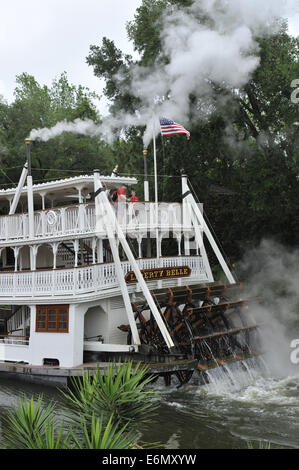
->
[125, 266, 191, 283]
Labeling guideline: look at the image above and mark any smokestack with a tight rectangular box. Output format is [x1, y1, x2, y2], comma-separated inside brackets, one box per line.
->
[143, 149, 149, 201]
[25, 138, 31, 176]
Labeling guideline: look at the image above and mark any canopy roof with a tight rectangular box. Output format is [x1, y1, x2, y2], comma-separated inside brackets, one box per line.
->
[0, 174, 137, 209]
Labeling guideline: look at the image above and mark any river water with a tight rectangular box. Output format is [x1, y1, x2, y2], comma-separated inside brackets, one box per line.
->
[0, 353, 298, 449]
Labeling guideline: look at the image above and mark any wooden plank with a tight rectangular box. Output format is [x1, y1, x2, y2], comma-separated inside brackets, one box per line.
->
[192, 325, 258, 342]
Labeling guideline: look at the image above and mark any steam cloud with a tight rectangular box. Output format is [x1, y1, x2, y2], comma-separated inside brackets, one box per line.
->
[29, 0, 296, 147]
[239, 239, 299, 378]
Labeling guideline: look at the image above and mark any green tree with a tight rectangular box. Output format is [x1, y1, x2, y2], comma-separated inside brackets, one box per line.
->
[0, 72, 115, 187]
[86, 0, 299, 259]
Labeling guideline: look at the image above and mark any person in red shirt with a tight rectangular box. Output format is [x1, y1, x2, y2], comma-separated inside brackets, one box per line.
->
[129, 190, 139, 202]
[116, 184, 128, 202]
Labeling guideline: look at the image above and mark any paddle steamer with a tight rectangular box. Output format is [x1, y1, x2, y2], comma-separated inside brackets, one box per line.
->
[0, 140, 259, 385]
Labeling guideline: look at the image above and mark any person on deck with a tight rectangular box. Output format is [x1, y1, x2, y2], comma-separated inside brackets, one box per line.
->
[129, 190, 139, 202]
[116, 184, 128, 202]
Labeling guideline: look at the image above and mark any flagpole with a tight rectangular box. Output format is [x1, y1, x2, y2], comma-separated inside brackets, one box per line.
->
[153, 126, 158, 205]
[152, 117, 160, 261]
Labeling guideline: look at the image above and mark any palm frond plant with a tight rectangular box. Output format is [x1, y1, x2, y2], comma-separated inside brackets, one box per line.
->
[2, 396, 135, 449]
[247, 440, 271, 449]
[2, 362, 160, 450]
[61, 361, 160, 431]
[30, 421, 73, 449]
[59, 366, 105, 429]
[71, 413, 136, 449]
[2, 395, 68, 449]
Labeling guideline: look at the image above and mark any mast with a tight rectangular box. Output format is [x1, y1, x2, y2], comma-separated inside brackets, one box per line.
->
[152, 117, 160, 260]
[143, 148, 151, 257]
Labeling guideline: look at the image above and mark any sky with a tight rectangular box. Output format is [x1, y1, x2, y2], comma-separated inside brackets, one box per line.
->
[0, 0, 298, 115]
[0, 0, 142, 112]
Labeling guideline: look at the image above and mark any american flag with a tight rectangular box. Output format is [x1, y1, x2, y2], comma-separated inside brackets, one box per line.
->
[159, 117, 190, 140]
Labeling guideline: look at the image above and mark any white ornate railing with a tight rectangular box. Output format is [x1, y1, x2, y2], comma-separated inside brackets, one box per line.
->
[0, 202, 192, 242]
[0, 256, 208, 298]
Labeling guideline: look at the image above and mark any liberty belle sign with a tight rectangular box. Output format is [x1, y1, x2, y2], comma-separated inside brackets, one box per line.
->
[125, 266, 192, 283]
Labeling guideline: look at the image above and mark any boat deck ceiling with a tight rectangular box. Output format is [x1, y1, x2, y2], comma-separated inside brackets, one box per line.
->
[0, 174, 137, 206]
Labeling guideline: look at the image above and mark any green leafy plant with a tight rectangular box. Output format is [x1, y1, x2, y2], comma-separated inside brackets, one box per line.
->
[2, 395, 67, 449]
[71, 414, 136, 449]
[247, 440, 271, 449]
[30, 421, 72, 449]
[2, 362, 160, 449]
[61, 361, 160, 430]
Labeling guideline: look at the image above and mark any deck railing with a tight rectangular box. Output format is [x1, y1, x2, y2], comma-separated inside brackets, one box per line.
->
[0, 256, 208, 298]
[0, 202, 193, 242]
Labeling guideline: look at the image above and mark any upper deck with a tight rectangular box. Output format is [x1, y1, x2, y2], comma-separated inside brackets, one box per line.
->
[0, 175, 195, 246]
[0, 171, 213, 303]
[0, 200, 193, 245]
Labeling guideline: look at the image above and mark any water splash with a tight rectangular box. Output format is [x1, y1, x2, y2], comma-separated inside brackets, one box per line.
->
[202, 356, 265, 395]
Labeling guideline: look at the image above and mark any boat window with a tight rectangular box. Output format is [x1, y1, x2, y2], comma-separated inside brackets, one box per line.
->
[36, 305, 69, 333]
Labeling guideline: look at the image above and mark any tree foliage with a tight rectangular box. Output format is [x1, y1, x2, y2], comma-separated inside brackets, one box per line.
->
[2, 363, 159, 449]
[86, 0, 299, 259]
[0, 0, 298, 262]
[0, 72, 115, 187]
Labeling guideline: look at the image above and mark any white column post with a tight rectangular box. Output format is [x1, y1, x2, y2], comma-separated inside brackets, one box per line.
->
[76, 186, 83, 204]
[61, 207, 66, 234]
[39, 192, 47, 211]
[92, 237, 97, 264]
[13, 247, 20, 271]
[30, 245, 39, 271]
[97, 238, 103, 263]
[51, 242, 59, 269]
[73, 240, 79, 267]
[137, 235, 143, 259]
[176, 233, 182, 256]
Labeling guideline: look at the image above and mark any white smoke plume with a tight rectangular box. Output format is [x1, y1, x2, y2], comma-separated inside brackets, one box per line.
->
[30, 118, 100, 142]
[239, 239, 299, 378]
[29, 0, 296, 147]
